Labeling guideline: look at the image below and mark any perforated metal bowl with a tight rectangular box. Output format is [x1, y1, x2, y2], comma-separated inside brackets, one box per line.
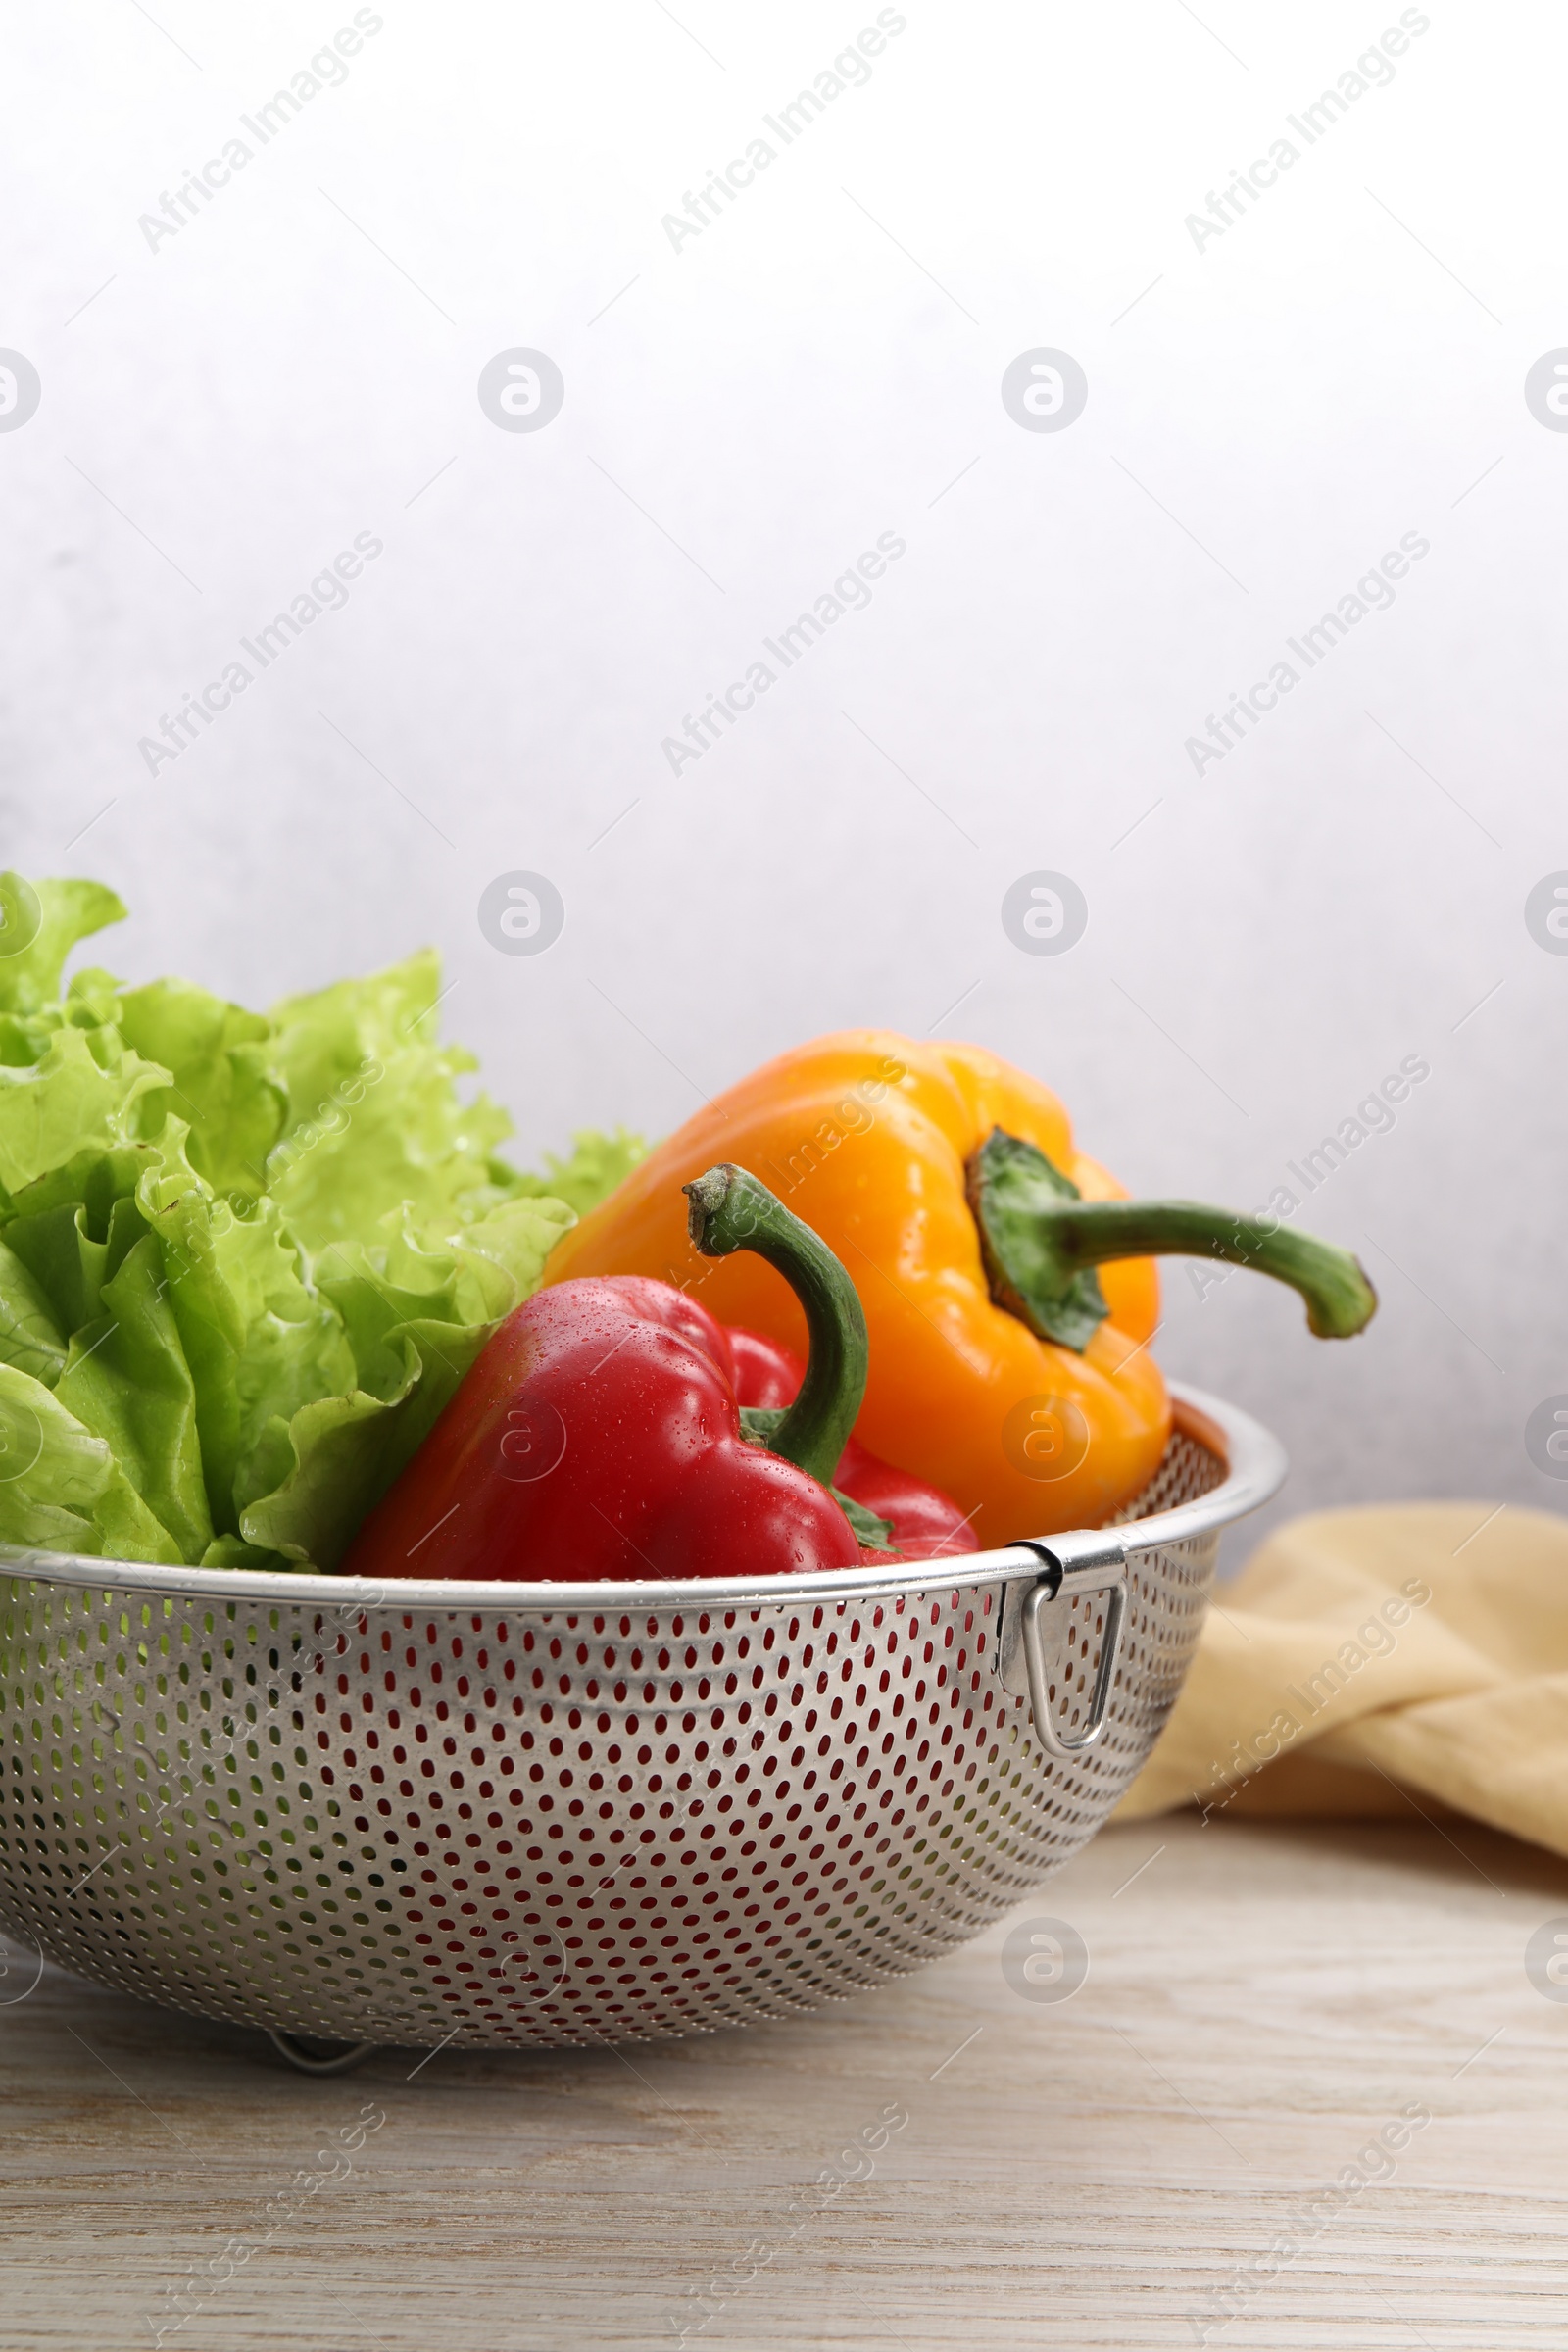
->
[0, 1383, 1282, 2052]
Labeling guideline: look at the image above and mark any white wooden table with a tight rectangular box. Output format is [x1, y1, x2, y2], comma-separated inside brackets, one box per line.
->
[4, 1812, 1565, 2350]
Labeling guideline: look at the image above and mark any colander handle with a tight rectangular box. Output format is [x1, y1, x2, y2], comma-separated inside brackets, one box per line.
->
[1018, 1536, 1129, 1760]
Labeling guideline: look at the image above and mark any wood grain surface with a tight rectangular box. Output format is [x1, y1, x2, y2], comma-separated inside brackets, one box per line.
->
[3, 1811, 1566, 2351]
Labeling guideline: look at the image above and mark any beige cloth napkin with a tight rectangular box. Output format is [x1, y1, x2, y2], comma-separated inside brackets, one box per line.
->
[1116, 1502, 1568, 1858]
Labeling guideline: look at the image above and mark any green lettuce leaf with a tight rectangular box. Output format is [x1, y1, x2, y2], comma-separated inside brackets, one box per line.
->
[0, 1360, 179, 1562]
[264, 950, 517, 1251]
[0, 877, 585, 1573]
[55, 1225, 214, 1562]
[115, 978, 286, 1200]
[0, 874, 127, 1017]
[0, 1239, 68, 1386]
[0, 1024, 171, 1197]
[513, 1127, 647, 1219]
[132, 1123, 356, 1539]
[239, 1195, 572, 1568]
[2, 1142, 162, 1336]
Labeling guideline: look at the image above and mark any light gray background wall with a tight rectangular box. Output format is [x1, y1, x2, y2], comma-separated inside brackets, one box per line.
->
[1, 2, 1561, 1558]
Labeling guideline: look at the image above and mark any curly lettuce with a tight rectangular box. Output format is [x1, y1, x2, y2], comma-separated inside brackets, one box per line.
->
[0, 873, 640, 1571]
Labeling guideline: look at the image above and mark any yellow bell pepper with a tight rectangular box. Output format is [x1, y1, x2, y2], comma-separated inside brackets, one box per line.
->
[547, 1032, 1374, 1545]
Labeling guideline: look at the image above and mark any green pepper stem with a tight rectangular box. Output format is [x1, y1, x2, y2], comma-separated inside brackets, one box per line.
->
[683, 1163, 868, 1486]
[967, 1127, 1377, 1348]
[1040, 1197, 1377, 1338]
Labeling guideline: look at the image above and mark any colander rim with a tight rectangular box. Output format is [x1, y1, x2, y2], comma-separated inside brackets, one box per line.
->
[0, 1381, 1284, 1615]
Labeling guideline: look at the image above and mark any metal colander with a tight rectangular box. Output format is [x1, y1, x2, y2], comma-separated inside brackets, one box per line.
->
[0, 1383, 1283, 2054]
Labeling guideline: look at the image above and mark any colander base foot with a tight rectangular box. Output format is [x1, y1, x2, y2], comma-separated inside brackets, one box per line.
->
[266, 2031, 382, 2077]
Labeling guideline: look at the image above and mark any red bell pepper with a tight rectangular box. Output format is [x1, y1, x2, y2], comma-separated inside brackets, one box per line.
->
[342, 1162, 970, 1582]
